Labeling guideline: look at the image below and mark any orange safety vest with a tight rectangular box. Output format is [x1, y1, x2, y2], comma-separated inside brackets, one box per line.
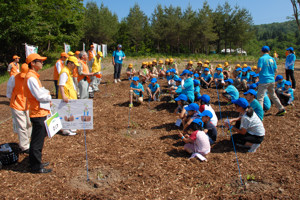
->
[24, 69, 50, 118]
[88, 50, 96, 61]
[10, 73, 27, 111]
[53, 59, 64, 80]
[9, 62, 20, 77]
[77, 60, 90, 83]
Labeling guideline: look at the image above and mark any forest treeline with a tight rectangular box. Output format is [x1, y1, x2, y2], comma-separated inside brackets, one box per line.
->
[0, 0, 298, 64]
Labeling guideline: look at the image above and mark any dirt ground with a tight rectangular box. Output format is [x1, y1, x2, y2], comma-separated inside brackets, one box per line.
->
[0, 59, 299, 199]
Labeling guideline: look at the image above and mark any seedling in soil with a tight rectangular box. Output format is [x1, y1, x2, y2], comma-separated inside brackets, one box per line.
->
[97, 171, 105, 180]
[246, 174, 255, 181]
[131, 121, 140, 129]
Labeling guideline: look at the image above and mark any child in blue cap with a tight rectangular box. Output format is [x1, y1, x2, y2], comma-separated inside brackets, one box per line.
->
[249, 83, 271, 112]
[167, 68, 178, 87]
[174, 94, 189, 126]
[240, 68, 250, 91]
[181, 69, 195, 103]
[233, 67, 242, 87]
[213, 68, 225, 89]
[198, 94, 218, 127]
[222, 79, 239, 104]
[129, 76, 144, 106]
[275, 75, 286, 97]
[193, 73, 200, 81]
[182, 103, 201, 132]
[201, 110, 218, 145]
[200, 68, 212, 89]
[178, 118, 210, 161]
[226, 98, 265, 153]
[147, 78, 160, 101]
[169, 77, 182, 97]
[244, 89, 264, 121]
[279, 81, 294, 106]
[193, 79, 201, 100]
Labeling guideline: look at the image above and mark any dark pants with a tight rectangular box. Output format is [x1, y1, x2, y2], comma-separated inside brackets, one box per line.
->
[204, 122, 217, 144]
[279, 94, 290, 106]
[201, 78, 211, 89]
[231, 133, 264, 145]
[114, 63, 122, 79]
[29, 116, 47, 171]
[54, 80, 58, 99]
[286, 69, 296, 89]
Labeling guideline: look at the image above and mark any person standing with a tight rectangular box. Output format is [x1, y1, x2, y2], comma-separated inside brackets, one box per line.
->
[112, 44, 126, 83]
[256, 46, 286, 116]
[285, 47, 296, 89]
[24, 53, 52, 173]
[7, 55, 20, 77]
[6, 63, 32, 153]
[53, 52, 68, 99]
[77, 51, 94, 99]
[91, 51, 103, 92]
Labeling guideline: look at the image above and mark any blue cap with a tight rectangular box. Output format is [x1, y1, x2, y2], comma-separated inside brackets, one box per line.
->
[192, 118, 204, 127]
[201, 110, 213, 119]
[185, 103, 199, 111]
[225, 79, 233, 84]
[249, 83, 258, 89]
[166, 70, 170, 73]
[244, 89, 257, 96]
[253, 73, 259, 78]
[235, 68, 242, 71]
[174, 77, 182, 82]
[286, 47, 294, 51]
[189, 71, 194, 75]
[204, 68, 209, 72]
[193, 79, 200, 86]
[242, 68, 248, 72]
[275, 75, 283, 82]
[175, 94, 188, 102]
[284, 81, 292, 86]
[261, 46, 270, 52]
[246, 66, 252, 71]
[232, 98, 249, 109]
[198, 94, 210, 103]
[132, 76, 139, 81]
[180, 69, 190, 76]
[250, 71, 256, 76]
[151, 78, 157, 83]
[194, 73, 199, 78]
[170, 68, 176, 73]
[117, 44, 122, 48]
[216, 68, 223, 72]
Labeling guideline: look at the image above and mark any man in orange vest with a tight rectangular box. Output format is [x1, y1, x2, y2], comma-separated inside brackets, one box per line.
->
[24, 53, 52, 173]
[6, 63, 32, 153]
[78, 51, 94, 99]
[54, 52, 68, 99]
[7, 55, 20, 77]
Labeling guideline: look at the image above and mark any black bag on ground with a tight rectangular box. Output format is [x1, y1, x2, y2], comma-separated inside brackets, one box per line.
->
[0, 143, 19, 166]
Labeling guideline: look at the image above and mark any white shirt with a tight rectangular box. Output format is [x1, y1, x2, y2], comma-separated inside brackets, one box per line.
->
[58, 72, 76, 90]
[27, 77, 51, 102]
[6, 75, 15, 98]
[204, 105, 218, 127]
[56, 60, 63, 74]
[241, 112, 265, 136]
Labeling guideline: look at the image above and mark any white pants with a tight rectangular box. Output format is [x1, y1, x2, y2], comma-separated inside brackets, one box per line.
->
[10, 108, 32, 151]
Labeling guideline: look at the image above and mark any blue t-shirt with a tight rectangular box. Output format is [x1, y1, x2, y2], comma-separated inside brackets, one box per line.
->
[201, 73, 212, 82]
[182, 78, 195, 102]
[282, 87, 294, 101]
[285, 53, 296, 70]
[225, 85, 239, 100]
[236, 72, 242, 79]
[213, 72, 224, 80]
[263, 93, 271, 111]
[250, 99, 264, 121]
[130, 82, 144, 96]
[148, 83, 160, 93]
[175, 85, 182, 94]
[194, 85, 201, 99]
[112, 50, 125, 64]
[276, 79, 286, 89]
[241, 73, 250, 82]
[257, 54, 277, 84]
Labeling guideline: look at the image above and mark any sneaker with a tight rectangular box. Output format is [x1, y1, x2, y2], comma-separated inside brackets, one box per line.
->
[114, 79, 117, 83]
[68, 131, 77, 136]
[118, 79, 121, 82]
[248, 143, 261, 153]
[275, 109, 286, 116]
[62, 130, 76, 136]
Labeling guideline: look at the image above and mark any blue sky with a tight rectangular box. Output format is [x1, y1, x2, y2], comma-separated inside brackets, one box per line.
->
[84, 0, 293, 25]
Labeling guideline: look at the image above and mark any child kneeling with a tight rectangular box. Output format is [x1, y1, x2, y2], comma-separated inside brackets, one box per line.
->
[129, 76, 144, 105]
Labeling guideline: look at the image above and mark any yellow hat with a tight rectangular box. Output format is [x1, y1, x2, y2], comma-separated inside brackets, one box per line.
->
[204, 60, 210, 64]
[235, 64, 241, 69]
[252, 66, 257, 70]
[142, 62, 147, 65]
[67, 56, 79, 66]
[97, 51, 103, 57]
[216, 64, 222, 68]
[165, 59, 169, 62]
[152, 59, 157, 63]
[197, 61, 202, 64]
[148, 61, 152, 66]
[242, 64, 247, 68]
[68, 51, 75, 56]
[128, 63, 133, 68]
[188, 61, 193, 65]
[170, 58, 174, 62]
[224, 62, 229, 67]
[203, 64, 209, 68]
[158, 60, 163, 64]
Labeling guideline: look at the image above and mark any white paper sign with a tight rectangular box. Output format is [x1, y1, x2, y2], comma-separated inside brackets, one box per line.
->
[97, 44, 101, 52]
[51, 99, 93, 130]
[44, 112, 62, 138]
[93, 43, 98, 52]
[64, 43, 71, 53]
[83, 42, 86, 51]
[175, 119, 182, 127]
[25, 43, 38, 58]
[102, 44, 107, 57]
